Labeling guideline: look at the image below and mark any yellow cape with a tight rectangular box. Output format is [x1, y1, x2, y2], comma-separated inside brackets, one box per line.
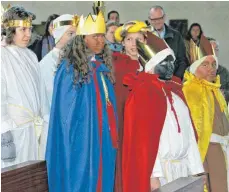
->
[183, 71, 229, 162]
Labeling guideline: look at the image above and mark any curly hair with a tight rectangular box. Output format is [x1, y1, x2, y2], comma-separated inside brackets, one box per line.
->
[59, 35, 115, 85]
[2, 6, 36, 45]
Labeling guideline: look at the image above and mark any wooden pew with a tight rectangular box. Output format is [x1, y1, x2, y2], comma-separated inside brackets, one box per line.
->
[1, 160, 203, 192]
[1, 161, 48, 192]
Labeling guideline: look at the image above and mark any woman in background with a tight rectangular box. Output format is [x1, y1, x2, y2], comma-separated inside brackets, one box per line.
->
[185, 23, 203, 65]
[29, 14, 59, 61]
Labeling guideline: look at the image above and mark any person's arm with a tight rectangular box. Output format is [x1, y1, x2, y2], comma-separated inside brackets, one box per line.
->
[174, 33, 188, 79]
[1, 75, 16, 162]
[219, 66, 229, 104]
[150, 153, 163, 191]
[151, 153, 164, 178]
[34, 52, 51, 159]
[184, 40, 191, 66]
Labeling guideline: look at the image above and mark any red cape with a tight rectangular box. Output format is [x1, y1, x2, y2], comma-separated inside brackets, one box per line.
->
[113, 52, 140, 192]
[122, 73, 198, 192]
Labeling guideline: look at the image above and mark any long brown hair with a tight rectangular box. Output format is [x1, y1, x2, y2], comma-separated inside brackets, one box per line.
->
[58, 35, 115, 85]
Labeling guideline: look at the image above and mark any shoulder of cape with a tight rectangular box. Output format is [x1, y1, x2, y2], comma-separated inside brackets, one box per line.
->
[55, 59, 73, 80]
[171, 76, 182, 84]
[136, 78, 166, 99]
[112, 52, 131, 62]
[1, 45, 12, 56]
[182, 81, 203, 107]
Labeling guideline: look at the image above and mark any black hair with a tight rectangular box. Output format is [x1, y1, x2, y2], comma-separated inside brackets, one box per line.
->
[107, 10, 119, 20]
[44, 14, 59, 37]
[185, 23, 203, 41]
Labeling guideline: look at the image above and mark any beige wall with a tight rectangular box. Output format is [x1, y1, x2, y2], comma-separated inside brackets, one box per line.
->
[2, 1, 229, 69]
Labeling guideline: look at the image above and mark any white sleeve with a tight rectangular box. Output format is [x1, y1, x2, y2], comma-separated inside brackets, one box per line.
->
[37, 55, 51, 159]
[151, 152, 164, 178]
[39, 75, 50, 159]
[187, 118, 204, 175]
[1, 74, 14, 134]
[39, 49, 59, 105]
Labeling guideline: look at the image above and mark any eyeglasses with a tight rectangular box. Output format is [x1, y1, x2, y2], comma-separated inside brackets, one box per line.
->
[148, 15, 165, 22]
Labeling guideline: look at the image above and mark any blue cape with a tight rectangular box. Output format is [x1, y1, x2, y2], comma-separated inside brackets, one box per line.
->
[46, 58, 117, 192]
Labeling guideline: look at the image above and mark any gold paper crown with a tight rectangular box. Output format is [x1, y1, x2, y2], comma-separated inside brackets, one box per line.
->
[76, 11, 106, 35]
[1, 4, 33, 28]
[137, 31, 169, 66]
[189, 35, 215, 64]
[5, 17, 32, 28]
[53, 15, 80, 29]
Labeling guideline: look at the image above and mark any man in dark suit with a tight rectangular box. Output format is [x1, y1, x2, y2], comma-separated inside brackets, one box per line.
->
[148, 5, 188, 79]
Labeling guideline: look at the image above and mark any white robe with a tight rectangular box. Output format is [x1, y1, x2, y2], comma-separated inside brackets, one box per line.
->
[39, 47, 60, 107]
[151, 92, 204, 185]
[1, 45, 50, 168]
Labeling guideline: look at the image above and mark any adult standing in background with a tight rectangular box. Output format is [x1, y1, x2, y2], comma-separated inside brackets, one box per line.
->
[148, 5, 188, 79]
[107, 10, 120, 24]
[105, 20, 123, 52]
[29, 14, 59, 61]
[185, 23, 203, 65]
[208, 37, 229, 104]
